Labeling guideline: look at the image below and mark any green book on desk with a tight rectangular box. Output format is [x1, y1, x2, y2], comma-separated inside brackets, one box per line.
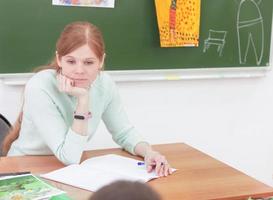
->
[51, 194, 72, 200]
[0, 174, 66, 200]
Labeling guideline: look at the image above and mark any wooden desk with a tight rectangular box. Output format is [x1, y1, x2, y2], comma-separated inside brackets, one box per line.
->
[1, 143, 273, 200]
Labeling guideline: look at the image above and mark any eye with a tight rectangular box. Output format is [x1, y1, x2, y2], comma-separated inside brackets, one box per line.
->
[84, 61, 94, 65]
[66, 60, 76, 65]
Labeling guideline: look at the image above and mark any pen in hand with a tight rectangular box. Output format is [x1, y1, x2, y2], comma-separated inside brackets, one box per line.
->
[137, 161, 163, 166]
[137, 162, 145, 166]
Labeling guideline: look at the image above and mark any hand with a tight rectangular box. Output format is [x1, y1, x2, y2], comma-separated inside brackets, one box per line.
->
[57, 73, 89, 98]
[144, 150, 172, 177]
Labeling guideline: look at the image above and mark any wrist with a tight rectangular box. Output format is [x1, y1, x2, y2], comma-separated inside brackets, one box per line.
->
[144, 146, 153, 156]
[78, 95, 89, 105]
[73, 111, 92, 120]
[135, 142, 153, 157]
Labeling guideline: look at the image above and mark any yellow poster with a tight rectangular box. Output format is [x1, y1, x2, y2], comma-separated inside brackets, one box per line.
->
[155, 0, 201, 47]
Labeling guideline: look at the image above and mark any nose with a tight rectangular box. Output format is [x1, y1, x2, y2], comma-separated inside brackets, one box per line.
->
[74, 64, 85, 74]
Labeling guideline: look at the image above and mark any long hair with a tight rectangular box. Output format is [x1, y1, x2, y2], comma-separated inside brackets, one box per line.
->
[1, 21, 105, 156]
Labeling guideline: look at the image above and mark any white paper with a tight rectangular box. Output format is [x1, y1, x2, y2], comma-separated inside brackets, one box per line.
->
[41, 154, 176, 192]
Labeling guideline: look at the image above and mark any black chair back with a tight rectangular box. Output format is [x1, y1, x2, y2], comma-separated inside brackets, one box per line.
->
[0, 114, 11, 156]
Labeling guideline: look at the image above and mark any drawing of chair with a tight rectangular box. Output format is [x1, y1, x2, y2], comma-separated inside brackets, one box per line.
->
[203, 29, 227, 56]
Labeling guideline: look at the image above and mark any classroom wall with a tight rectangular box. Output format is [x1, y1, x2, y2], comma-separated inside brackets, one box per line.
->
[1, 0, 273, 189]
[1, 69, 273, 187]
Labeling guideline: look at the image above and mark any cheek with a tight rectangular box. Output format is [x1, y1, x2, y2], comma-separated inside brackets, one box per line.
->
[60, 62, 73, 74]
[87, 68, 99, 80]
[61, 67, 73, 76]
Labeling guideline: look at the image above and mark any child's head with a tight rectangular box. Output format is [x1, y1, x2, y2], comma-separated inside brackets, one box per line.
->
[90, 180, 162, 200]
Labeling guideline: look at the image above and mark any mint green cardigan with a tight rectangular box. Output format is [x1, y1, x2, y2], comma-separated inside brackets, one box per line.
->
[8, 70, 144, 165]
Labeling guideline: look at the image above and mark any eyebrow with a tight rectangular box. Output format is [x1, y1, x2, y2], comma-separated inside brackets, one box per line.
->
[64, 56, 96, 60]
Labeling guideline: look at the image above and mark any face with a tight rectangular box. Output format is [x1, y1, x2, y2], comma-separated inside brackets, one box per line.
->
[57, 44, 104, 88]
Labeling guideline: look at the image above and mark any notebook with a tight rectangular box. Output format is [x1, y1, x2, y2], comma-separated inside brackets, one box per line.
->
[41, 154, 176, 192]
[0, 174, 65, 200]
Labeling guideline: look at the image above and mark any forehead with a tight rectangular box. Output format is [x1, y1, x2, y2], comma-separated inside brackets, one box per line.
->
[64, 44, 97, 59]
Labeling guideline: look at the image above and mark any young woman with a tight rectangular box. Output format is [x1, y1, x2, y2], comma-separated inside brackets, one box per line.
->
[3, 21, 172, 177]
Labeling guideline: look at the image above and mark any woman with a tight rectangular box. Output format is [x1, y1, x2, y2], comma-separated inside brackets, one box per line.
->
[3, 21, 172, 177]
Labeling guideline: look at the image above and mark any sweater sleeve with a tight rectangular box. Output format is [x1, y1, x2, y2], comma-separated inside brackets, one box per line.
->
[24, 85, 88, 165]
[101, 80, 145, 155]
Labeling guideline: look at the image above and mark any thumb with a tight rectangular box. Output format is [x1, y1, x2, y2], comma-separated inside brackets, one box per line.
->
[146, 164, 153, 173]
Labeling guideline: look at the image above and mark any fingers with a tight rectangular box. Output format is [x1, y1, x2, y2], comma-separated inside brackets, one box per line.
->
[156, 161, 168, 177]
[144, 151, 172, 177]
[155, 160, 163, 176]
[57, 73, 74, 93]
[164, 163, 172, 176]
[159, 162, 173, 177]
[65, 75, 74, 92]
[159, 162, 165, 177]
[57, 73, 64, 92]
[168, 166, 173, 175]
[146, 165, 153, 173]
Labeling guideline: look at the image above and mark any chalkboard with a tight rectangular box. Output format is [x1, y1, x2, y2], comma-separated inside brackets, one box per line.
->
[0, 0, 272, 74]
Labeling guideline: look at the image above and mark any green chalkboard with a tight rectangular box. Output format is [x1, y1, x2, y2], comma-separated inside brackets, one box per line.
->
[0, 0, 272, 73]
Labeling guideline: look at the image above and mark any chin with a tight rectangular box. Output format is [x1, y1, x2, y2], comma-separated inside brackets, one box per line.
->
[74, 83, 90, 89]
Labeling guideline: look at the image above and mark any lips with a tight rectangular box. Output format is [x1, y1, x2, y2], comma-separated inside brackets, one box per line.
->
[73, 78, 88, 82]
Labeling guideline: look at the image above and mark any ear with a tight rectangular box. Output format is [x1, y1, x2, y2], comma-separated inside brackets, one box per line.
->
[99, 53, 106, 69]
[56, 51, 61, 68]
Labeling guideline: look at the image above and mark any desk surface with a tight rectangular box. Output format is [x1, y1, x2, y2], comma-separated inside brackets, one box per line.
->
[1, 143, 273, 200]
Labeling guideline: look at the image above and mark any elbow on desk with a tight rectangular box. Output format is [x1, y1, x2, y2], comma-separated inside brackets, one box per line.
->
[55, 145, 84, 165]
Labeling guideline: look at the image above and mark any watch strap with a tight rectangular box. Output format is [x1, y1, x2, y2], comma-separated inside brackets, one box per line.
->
[73, 111, 92, 120]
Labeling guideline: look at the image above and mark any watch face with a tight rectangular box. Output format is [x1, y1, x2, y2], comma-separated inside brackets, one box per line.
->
[74, 115, 85, 120]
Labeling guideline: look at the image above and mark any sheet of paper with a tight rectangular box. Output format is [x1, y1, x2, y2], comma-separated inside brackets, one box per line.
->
[42, 154, 176, 192]
[80, 154, 159, 181]
[42, 164, 144, 191]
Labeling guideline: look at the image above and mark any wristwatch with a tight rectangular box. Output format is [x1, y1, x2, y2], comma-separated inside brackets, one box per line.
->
[73, 111, 92, 120]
